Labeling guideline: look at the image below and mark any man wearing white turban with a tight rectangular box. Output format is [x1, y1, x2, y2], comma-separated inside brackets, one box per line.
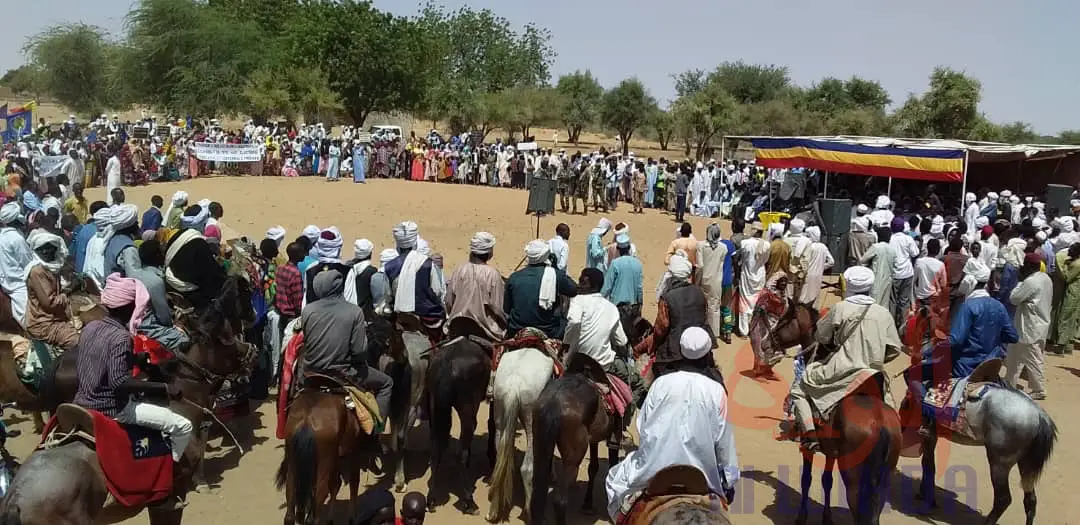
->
[343, 239, 375, 308]
[783, 265, 901, 452]
[734, 224, 771, 336]
[859, 225, 895, 309]
[504, 239, 577, 338]
[635, 252, 723, 382]
[586, 218, 612, 271]
[797, 226, 833, 307]
[385, 221, 445, 321]
[266, 226, 287, 249]
[964, 192, 980, 238]
[302, 227, 349, 306]
[164, 191, 188, 229]
[445, 232, 505, 341]
[24, 230, 78, 349]
[102, 203, 143, 278]
[868, 195, 893, 229]
[0, 204, 38, 330]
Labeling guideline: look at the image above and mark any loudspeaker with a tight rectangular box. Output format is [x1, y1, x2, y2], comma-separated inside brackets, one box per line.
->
[818, 198, 853, 237]
[823, 233, 848, 275]
[526, 176, 557, 215]
[1046, 184, 1073, 217]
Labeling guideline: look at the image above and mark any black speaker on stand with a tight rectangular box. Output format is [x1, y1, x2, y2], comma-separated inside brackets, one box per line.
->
[1046, 184, 1074, 217]
[818, 198, 852, 275]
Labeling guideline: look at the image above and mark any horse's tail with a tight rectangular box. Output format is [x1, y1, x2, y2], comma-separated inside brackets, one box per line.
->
[529, 389, 562, 525]
[1019, 406, 1058, 491]
[487, 383, 521, 522]
[275, 422, 318, 524]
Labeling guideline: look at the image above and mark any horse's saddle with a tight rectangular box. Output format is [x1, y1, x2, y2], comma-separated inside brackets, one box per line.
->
[566, 353, 632, 418]
[645, 465, 711, 498]
[918, 358, 1003, 443]
[300, 372, 380, 435]
[48, 404, 171, 459]
[492, 327, 563, 377]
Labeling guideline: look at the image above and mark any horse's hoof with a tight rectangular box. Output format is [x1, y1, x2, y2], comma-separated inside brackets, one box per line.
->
[461, 500, 480, 515]
[195, 483, 216, 495]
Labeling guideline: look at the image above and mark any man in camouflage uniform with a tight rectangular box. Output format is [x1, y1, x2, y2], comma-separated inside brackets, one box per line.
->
[590, 159, 607, 213]
[557, 157, 571, 212]
[570, 156, 588, 215]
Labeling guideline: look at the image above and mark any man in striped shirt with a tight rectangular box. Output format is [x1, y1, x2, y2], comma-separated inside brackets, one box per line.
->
[74, 274, 193, 469]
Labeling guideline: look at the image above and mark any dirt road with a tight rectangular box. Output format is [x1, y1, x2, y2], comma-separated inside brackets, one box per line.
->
[5, 177, 1075, 524]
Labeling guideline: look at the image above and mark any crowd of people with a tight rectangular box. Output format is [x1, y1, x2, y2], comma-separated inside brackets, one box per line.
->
[0, 113, 1074, 521]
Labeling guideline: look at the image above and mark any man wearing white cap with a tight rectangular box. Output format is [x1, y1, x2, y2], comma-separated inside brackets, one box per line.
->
[606, 326, 739, 521]
[343, 239, 375, 310]
[963, 193, 979, 238]
[785, 266, 900, 452]
[445, 232, 505, 341]
[868, 195, 893, 229]
[585, 218, 613, 271]
[504, 240, 577, 339]
[384, 221, 446, 323]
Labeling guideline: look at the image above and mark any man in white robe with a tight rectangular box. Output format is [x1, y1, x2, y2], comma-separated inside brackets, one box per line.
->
[605, 327, 739, 521]
[105, 145, 122, 206]
[798, 226, 834, 307]
[964, 192, 979, 238]
[736, 226, 770, 336]
[785, 266, 901, 452]
[0, 203, 35, 329]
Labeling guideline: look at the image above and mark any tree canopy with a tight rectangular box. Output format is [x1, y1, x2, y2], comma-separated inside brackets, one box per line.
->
[10, 0, 1075, 145]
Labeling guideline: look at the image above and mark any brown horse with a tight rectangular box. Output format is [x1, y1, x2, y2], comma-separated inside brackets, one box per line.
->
[748, 299, 818, 379]
[621, 465, 733, 525]
[275, 373, 375, 525]
[766, 310, 901, 525]
[530, 353, 623, 525]
[0, 275, 257, 525]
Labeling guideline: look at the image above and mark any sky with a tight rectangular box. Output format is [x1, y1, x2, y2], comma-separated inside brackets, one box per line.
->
[6, 0, 1078, 134]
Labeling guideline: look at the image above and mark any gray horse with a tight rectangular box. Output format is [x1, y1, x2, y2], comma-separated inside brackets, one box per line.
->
[906, 360, 1057, 525]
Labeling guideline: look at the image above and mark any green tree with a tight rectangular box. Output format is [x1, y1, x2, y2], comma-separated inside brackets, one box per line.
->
[490, 86, 559, 139]
[24, 24, 121, 116]
[672, 69, 706, 97]
[923, 67, 982, 139]
[845, 76, 891, 111]
[600, 78, 656, 156]
[415, 3, 555, 129]
[649, 109, 676, 151]
[672, 82, 738, 160]
[999, 121, 1038, 144]
[891, 94, 933, 138]
[711, 61, 791, 104]
[0, 66, 44, 97]
[1058, 130, 1080, 145]
[556, 70, 603, 144]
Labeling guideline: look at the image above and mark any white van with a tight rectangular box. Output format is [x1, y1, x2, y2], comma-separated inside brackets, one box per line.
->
[368, 125, 403, 141]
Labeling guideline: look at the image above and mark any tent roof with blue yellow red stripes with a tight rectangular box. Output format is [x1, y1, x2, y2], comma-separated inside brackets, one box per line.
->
[730, 135, 1080, 183]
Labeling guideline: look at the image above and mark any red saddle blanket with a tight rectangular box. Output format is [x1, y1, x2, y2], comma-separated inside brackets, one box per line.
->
[132, 335, 175, 377]
[41, 410, 174, 507]
[491, 335, 564, 377]
[277, 331, 304, 439]
[596, 374, 633, 418]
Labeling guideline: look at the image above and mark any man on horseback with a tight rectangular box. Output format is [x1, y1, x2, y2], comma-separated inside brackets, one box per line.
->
[160, 223, 227, 310]
[24, 230, 78, 350]
[304, 227, 349, 305]
[74, 274, 192, 466]
[567, 268, 647, 408]
[606, 327, 739, 521]
[384, 222, 445, 325]
[445, 232, 505, 341]
[301, 270, 393, 422]
[784, 266, 901, 452]
[906, 258, 1018, 435]
[634, 254, 723, 382]
[128, 240, 190, 352]
[504, 240, 578, 339]
[102, 204, 143, 277]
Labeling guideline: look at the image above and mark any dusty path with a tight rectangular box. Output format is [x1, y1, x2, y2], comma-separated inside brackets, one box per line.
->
[4, 177, 1075, 524]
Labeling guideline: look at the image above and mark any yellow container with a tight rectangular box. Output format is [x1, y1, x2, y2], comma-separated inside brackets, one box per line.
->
[758, 211, 791, 232]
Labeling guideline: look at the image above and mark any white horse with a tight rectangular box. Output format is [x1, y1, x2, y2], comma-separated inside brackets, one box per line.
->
[485, 347, 554, 523]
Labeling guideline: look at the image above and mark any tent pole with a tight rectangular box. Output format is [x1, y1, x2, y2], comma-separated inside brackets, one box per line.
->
[823, 171, 828, 198]
[887, 177, 892, 197]
[721, 136, 726, 163]
[960, 149, 970, 217]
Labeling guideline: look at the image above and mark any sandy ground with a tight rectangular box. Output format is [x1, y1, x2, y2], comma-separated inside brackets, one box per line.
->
[4, 176, 1077, 525]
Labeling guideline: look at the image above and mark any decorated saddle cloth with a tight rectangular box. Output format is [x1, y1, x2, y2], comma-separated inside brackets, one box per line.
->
[616, 493, 729, 525]
[40, 407, 173, 507]
[491, 327, 564, 377]
[923, 375, 1001, 442]
[594, 373, 633, 418]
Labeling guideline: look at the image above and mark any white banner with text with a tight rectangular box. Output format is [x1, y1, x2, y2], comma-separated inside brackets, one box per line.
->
[192, 142, 264, 162]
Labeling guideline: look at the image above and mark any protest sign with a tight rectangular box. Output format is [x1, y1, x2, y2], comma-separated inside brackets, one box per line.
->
[192, 142, 264, 162]
[34, 154, 68, 178]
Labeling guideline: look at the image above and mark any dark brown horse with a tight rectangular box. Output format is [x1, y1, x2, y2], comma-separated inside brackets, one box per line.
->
[0, 275, 257, 525]
[423, 317, 492, 515]
[275, 372, 375, 525]
[530, 353, 623, 525]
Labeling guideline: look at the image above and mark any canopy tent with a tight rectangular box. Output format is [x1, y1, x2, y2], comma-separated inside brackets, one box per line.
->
[724, 135, 1080, 211]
